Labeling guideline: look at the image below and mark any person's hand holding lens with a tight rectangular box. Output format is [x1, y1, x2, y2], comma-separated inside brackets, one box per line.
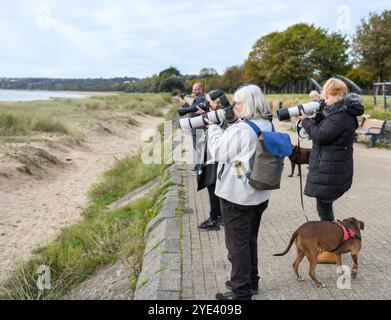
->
[194, 106, 206, 115]
[296, 110, 308, 121]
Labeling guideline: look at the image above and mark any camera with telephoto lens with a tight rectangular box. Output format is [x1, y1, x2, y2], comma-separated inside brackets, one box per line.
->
[277, 100, 326, 139]
[178, 90, 236, 132]
[177, 100, 211, 117]
[277, 100, 325, 121]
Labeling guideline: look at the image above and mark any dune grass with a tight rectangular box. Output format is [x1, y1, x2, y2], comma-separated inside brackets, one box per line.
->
[0, 139, 172, 300]
[85, 153, 167, 215]
[0, 187, 165, 300]
[0, 102, 178, 300]
[0, 93, 172, 137]
[0, 112, 69, 136]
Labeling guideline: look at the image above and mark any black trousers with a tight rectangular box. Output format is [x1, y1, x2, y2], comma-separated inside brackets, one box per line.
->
[316, 198, 335, 221]
[220, 198, 269, 300]
[207, 184, 221, 221]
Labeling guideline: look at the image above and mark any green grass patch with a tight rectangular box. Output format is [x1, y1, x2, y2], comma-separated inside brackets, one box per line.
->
[87, 153, 162, 211]
[0, 93, 173, 137]
[0, 112, 69, 136]
[0, 96, 179, 300]
[0, 190, 161, 299]
[359, 140, 391, 150]
[0, 161, 172, 299]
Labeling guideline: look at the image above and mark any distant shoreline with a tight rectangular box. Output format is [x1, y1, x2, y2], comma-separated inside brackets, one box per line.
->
[0, 88, 119, 95]
[0, 89, 118, 102]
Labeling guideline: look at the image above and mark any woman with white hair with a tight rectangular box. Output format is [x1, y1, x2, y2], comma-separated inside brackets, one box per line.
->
[205, 84, 274, 300]
[309, 90, 321, 102]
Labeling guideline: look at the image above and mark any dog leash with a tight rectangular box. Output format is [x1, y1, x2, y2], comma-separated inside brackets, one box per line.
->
[297, 123, 309, 222]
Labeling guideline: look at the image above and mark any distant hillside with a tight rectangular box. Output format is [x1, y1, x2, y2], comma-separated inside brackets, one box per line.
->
[0, 77, 139, 92]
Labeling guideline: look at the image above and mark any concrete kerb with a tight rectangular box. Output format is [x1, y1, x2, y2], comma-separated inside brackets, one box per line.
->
[134, 164, 183, 300]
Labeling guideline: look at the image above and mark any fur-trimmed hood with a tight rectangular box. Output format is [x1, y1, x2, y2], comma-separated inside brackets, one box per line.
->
[322, 93, 365, 118]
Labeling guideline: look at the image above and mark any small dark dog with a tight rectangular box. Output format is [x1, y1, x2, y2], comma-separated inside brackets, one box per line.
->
[288, 145, 311, 177]
[274, 217, 364, 288]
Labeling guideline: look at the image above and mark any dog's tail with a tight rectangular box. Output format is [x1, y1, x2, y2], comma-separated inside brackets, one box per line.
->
[273, 229, 299, 257]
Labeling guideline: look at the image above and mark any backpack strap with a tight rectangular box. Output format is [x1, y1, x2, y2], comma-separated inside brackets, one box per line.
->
[244, 119, 275, 136]
[244, 119, 262, 137]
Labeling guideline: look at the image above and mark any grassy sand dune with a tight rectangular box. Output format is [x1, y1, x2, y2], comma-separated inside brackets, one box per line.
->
[0, 93, 175, 295]
[0, 93, 171, 137]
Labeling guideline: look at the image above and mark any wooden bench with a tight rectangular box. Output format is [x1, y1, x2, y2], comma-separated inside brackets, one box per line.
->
[356, 118, 387, 147]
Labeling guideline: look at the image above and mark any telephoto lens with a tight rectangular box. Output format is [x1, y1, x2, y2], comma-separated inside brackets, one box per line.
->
[277, 101, 323, 121]
[178, 90, 237, 132]
[177, 101, 210, 117]
[179, 109, 227, 132]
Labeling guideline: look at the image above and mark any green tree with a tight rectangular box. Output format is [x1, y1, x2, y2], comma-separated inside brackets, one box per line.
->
[353, 10, 391, 82]
[244, 32, 279, 86]
[159, 66, 182, 79]
[158, 76, 185, 92]
[204, 75, 224, 92]
[346, 66, 375, 90]
[221, 65, 245, 93]
[244, 24, 350, 87]
[199, 68, 218, 78]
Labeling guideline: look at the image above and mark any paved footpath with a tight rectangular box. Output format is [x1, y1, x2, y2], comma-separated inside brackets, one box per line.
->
[181, 129, 391, 300]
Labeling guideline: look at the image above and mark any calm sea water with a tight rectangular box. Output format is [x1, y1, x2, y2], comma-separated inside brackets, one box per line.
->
[0, 89, 86, 102]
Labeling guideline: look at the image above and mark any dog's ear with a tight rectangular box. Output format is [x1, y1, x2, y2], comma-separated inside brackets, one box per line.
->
[346, 217, 363, 230]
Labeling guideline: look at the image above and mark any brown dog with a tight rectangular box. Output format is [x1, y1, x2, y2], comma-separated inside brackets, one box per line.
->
[274, 217, 364, 288]
[288, 145, 311, 177]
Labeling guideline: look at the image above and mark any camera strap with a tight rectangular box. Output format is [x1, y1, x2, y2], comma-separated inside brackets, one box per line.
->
[297, 127, 309, 222]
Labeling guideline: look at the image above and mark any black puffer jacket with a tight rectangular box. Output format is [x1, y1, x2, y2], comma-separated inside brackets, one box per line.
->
[302, 94, 365, 200]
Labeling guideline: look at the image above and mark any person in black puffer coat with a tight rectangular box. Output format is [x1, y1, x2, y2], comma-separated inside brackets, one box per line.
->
[298, 78, 365, 222]
[297, 78, 364, 263]
[195, 91, 227, 231]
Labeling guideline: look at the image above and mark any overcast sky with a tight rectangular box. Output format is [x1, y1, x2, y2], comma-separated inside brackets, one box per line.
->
[0, 0, 389, 78]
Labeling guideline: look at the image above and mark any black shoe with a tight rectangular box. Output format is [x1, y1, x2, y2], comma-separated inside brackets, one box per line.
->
[216, 291, 252, 300]
[198, 218, 220, 231]
[217, 216, 224, 226]
[225, 280, 259, 295]
[216, 292, 233, 300]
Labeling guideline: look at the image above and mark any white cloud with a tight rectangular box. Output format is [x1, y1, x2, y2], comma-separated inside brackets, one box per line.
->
[0, 0, 388, 78]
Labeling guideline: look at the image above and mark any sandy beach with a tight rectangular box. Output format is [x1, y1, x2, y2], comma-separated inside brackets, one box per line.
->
[0, 112, 163, 282]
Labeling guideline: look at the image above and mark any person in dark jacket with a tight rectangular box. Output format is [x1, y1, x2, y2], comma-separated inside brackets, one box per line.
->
[195, 91, 225, 230]
[298, 78, 365, 263]
[179, 82, 207, 171]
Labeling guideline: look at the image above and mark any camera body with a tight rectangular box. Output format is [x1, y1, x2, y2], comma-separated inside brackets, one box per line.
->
[177, 100, 211, 117]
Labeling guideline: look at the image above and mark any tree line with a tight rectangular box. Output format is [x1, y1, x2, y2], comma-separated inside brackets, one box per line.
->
[0, 77, 138, 92]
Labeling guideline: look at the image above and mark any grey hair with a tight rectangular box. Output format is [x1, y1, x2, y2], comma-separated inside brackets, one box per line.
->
[234, 84, 272, 119]
[309, 90, 320, 97]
